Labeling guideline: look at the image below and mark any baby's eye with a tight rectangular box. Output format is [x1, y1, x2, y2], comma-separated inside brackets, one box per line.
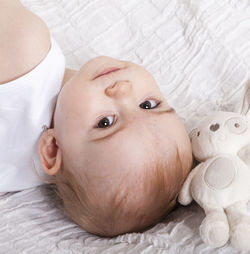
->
[139, 99, 161, 109]
[96, 115, 115, 128]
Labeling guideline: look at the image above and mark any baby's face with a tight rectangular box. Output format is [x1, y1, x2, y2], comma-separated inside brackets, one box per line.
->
[53, 56, 192, 198]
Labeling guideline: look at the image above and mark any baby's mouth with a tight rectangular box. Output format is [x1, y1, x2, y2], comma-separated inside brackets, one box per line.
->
[93, 67, 121, 80]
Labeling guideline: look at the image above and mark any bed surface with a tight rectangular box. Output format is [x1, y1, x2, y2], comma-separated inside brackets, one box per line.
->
[1, 0, 250, 253]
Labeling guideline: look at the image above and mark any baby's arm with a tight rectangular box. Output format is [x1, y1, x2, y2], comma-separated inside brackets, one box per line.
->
[0, 0, 50, 84]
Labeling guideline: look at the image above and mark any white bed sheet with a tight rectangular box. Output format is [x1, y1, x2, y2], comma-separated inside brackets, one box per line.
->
[1, 0, 250, 253]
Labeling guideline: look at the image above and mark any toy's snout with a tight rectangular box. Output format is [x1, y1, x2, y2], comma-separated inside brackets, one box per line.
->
[190, 122, 221, 141]
[209, 123, 220, 132]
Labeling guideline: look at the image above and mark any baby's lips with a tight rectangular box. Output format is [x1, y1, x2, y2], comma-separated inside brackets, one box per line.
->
[93, 67, 121, 80]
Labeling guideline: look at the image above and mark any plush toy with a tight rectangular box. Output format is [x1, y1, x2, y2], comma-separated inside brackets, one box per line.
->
[178, 84, 250, 251]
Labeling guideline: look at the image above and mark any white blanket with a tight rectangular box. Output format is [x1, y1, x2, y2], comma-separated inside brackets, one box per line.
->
[1, 0, 250, 253]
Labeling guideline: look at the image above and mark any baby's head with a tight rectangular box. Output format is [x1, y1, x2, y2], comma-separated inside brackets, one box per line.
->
[39, 56, 192, 237]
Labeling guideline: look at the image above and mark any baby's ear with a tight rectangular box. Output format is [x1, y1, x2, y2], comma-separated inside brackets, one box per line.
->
[38, 129, 62, 175]
[239, 81, 250, 116]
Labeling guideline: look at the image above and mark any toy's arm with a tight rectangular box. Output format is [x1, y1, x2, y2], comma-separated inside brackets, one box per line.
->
[178, 163, 203, 206]
[237, 144, 250, 168]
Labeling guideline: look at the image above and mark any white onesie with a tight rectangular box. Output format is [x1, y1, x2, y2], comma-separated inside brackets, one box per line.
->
[0, 38, 65, 192]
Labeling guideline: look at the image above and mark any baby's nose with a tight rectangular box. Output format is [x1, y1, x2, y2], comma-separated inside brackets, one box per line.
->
[105, 80, 132, 98]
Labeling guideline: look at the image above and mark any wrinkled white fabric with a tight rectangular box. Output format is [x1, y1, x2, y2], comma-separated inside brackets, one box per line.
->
[1, 0, 250, 253]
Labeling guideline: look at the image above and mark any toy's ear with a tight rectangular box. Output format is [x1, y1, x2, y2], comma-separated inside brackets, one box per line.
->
[239, 82, 250, 116]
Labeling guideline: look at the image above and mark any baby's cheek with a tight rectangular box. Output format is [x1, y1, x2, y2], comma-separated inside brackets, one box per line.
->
[164, 116, 193, 175]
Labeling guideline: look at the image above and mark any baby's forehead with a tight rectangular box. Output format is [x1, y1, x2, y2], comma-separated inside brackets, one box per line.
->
[87, 143, 179, 207]
[89, 120, 176, 167]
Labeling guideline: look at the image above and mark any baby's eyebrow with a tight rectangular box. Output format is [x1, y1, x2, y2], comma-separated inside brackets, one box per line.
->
[91, 107, 175, 143]
[153, 107, 175, 115]
[92, 124, 126, 142]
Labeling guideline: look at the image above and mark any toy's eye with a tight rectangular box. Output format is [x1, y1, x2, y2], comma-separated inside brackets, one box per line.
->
[226, 117, 247, 134]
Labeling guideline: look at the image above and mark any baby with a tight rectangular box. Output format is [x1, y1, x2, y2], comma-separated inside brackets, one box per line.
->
[0, 0, 193, 237]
